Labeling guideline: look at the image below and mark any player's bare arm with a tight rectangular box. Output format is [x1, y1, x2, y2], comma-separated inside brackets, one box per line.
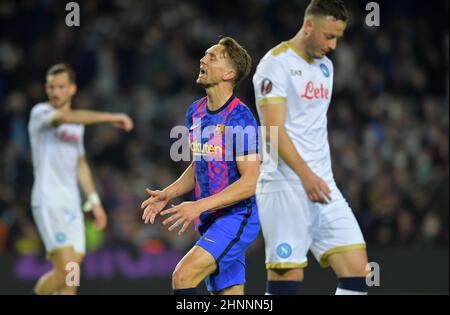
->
[160, 153, 260, 235]
[141, 163, 195, 224]
[77, 156, 107, 230]
[260, 100, 331, 204]
[51, 109, 134, 131]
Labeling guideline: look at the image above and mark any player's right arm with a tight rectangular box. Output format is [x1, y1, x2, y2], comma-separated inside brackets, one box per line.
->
[141, 163, 195, 224]
[259, 100, 331, 204]
[51, 109, 133, 131]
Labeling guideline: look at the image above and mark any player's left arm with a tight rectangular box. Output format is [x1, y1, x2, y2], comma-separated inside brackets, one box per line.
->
[160, 154, 260, 235]
[77, 156, 107, 230]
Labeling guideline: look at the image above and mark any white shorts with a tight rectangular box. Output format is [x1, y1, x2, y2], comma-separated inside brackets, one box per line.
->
[256, 182, 366, 269]
[32, 206, 85, 257]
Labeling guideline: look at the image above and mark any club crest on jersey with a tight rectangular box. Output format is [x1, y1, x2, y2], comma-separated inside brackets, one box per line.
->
[320, 63, 330, 78]
[260, 78, 273, 96]
[214, 124, 225, 136]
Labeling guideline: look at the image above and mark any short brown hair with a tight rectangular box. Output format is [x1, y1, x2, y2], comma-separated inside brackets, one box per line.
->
[218, 37, 252, 86]
[305, 0, 348, 22]
[46, 63, 76, 83]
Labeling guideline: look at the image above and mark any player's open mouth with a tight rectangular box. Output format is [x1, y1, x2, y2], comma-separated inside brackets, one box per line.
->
[199, 69, 207, 77]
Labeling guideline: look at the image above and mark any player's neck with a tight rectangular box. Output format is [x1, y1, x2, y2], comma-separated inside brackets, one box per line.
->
[205, 87, 234, 112]
[50, 101, 71, 110]
[289, 32, 314, 64]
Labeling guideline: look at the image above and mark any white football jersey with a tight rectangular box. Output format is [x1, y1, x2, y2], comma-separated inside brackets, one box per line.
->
[28, 102, 85, 207]
[253, 41, 335, 191]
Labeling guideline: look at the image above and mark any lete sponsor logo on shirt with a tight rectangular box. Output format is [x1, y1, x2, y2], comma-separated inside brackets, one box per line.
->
[301, 81, 329, 100]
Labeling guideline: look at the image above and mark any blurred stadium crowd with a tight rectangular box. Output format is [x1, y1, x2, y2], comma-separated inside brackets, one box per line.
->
[0, 0, 448, 257]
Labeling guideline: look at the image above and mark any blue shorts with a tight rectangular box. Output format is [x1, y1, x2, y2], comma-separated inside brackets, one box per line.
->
[195, 207, 260, 292]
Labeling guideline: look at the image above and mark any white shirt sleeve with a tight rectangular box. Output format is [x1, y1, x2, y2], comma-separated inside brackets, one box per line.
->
[253, 56, 288, 106]
[29, 103, 56, 132]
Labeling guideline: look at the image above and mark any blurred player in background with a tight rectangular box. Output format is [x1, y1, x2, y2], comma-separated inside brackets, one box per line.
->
[141, 37, 260, 295]
[29, 63, 134, 295]
[253, 0, 369, 295]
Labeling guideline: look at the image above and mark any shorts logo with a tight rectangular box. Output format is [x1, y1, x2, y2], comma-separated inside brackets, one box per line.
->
[204, 237, 216, 244]
[320, 63, 330, 78]
[260, 79, 273, 96]
[55, 232, 67, 244]
[276, 243, 292, 258]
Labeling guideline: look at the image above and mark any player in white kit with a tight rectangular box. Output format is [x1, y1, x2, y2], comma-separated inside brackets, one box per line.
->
[253, 0, 369, 295]
[29, 64, 133, 295]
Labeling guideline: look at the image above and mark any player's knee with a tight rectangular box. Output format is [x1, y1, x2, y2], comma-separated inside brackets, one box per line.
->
[268, 268, 304, 282]
[52, 266, 69, 284]
[172, 266, 194, 286]
[349, 263, 370, 277]
[53, 260, 80, 283]
[349, 255, 370, 277]
[337, 260, 369, 278]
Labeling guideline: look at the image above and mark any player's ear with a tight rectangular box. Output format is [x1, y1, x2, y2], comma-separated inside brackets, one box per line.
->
[223, 69, 236, 82]
[69, 83, 77, 96]
[304, 18, 313, 36]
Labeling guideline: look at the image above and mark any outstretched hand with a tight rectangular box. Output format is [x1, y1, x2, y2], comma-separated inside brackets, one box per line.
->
[160, 202, 202, 236]
[141, 189, 169, 224]
[111, 113, 134, 132]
